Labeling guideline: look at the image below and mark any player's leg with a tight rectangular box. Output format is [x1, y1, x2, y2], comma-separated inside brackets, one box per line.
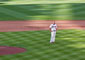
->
[50, 32, 54, 43]
[50, 32, 56, 43]
[53, 32, 56, 42]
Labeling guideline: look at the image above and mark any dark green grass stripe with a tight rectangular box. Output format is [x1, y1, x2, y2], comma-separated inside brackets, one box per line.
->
[1, 5, 32, 15]
[0, 12, 20, 20]
[0, 7, 28, 19]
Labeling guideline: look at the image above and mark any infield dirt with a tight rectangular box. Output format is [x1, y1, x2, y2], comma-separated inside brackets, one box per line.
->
[0, 20, 85, 32]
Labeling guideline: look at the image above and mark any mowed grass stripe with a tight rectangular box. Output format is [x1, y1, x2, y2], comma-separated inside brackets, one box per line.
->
[1, 5, 32, 16]
[0, 30, 84, 60]
[17, 4, 72, 15]
[15, 3, 85, 20]
[0, 3, 85, 20]
[0, 7, 28, 20]
[17, 3, 85, 15]
[1, 0, 85, 4]
[0, 12, 20, 20]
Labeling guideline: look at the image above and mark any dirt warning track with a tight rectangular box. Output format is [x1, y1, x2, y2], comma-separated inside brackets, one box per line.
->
[0, 20, 85, 32]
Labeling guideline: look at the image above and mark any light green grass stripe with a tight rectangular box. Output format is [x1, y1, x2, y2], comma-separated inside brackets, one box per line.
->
[1, 0, 85, 5]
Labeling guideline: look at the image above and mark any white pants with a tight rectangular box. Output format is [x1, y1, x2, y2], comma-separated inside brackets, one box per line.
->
[50, 31, 56, 43]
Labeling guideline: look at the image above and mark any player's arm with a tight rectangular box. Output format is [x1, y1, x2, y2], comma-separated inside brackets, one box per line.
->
[49, 24, 52, 32]
[49, 28, 52, 32]
[56, 25, 58, 31]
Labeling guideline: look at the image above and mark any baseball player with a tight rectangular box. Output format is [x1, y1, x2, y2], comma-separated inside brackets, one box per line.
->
[49, 21, 58, 43]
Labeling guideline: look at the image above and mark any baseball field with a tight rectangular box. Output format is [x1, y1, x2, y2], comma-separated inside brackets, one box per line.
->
[0, 0, 85, 20]
[0, 0, 85, 60]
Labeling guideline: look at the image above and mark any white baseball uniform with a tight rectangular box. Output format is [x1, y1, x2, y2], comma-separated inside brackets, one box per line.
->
[49, 24, 57, 43]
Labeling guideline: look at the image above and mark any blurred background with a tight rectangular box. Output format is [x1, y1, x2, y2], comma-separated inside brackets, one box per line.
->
[0, 0, 85, 20]
[0, 0, 85, 60]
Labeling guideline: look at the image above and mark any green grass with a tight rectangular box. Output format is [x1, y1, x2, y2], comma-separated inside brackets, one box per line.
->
[0, 0, 85, 20]
[0, 0, 85, 4]
[0, 30, 85, 60]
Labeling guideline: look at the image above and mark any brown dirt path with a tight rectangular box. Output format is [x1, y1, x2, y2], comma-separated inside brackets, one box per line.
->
[0, 20, 85, 32]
